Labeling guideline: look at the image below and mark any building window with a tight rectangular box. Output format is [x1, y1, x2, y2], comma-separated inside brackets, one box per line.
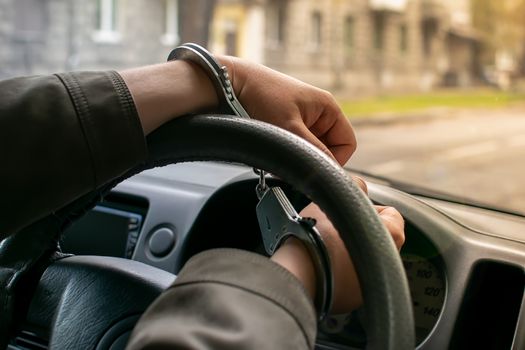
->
[373, 13, 384, 51]
[225, 30, 238, 56]
[13, 0, 48, 41]
[399, 24, 408, 53]
[161, 0, 180, 46]
[93, 0, 120, 43]
[344, 16, 355, 55]
[267, 0, 286, 47]
[310, 11, 322, 49]
[422, 19, 437, 57]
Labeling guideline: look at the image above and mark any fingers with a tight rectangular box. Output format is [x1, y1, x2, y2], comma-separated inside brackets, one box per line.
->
[230, 60, 356, 166]
[225, 58, 356, 166]
[306, 95, 357, 166]
[308, 117, 356, 166]
[351, 175, 368, 194]
[296, 122, 356, 168]
[295, 122, 339, 163]
[315, 113, 357, 166]
[375, 206, 405, 250]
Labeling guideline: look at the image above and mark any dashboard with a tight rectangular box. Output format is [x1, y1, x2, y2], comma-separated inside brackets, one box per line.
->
[61, 162, 525, 350]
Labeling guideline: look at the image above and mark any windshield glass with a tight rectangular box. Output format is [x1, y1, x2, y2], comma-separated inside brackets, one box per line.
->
[2, 0, 524, 214]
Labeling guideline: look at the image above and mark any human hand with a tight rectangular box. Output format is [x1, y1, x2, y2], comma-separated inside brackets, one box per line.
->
[299, 201, 405, 314]
[123, 53, 355, 166]
[219, 56, 356, 166]
[272, 180, 405, 314]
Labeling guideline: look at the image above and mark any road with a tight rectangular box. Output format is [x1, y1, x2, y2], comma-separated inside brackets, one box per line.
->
[346, 106, 525, 214]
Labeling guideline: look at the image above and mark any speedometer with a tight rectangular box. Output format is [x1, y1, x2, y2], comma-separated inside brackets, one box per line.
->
[316, 222, 446, 348]
[402, 254, 446, 344]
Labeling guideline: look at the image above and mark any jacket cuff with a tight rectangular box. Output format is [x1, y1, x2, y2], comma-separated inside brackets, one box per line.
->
[173, 248, 317, 348]
[56, 71, 147, 187]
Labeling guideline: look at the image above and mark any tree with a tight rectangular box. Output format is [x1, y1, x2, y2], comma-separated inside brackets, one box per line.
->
[471, 0, 525, 73]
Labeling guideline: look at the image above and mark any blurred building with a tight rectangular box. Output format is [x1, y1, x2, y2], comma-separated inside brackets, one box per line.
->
[210, 0, 481, 95]
[0, 0, 480, 94]
[0, 0, 215, 79]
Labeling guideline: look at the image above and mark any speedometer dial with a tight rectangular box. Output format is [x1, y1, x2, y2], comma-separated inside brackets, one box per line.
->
[402, 254, 446, 344]
[316, 222, 446, 348]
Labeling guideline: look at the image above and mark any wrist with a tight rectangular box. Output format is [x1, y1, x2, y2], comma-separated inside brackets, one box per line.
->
[181, 60, 220, 113]
[216, 55, 247, 99]
[167, 44, 251, 118]
[271, 237, 317, 300]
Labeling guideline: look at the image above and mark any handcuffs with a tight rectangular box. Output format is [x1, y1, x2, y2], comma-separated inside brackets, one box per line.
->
[168, 43, 333, 320]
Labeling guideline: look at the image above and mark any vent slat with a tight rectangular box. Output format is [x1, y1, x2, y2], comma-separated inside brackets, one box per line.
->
[10, 330, 48, 350]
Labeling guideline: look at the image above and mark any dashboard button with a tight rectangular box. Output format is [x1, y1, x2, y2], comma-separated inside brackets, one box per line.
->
[148, 227, 176, 257]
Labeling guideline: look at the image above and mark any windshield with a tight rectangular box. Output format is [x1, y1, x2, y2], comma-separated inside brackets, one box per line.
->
[2, 0, 524, 214]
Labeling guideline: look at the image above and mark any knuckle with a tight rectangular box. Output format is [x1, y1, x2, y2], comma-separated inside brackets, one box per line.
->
[379, 207, 406, 249]
[395, 230, 406, 247]
[319, 88, 336, 104]
[352, 176, 368, 194]
[388, 225, 405, 248]
[349, 137, 357, 153]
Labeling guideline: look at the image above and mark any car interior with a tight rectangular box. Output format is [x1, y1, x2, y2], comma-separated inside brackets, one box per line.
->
[5, 114, 525, 350]
[2, 1, 525, 349]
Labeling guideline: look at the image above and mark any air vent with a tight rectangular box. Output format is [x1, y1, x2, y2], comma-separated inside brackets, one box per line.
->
[450, 261, 525, 349]
[8, 331, 48, 350]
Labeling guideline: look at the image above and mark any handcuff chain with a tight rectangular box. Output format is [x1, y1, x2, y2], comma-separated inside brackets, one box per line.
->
[254, 168, 268, 199]
[168, 43, 333, 319]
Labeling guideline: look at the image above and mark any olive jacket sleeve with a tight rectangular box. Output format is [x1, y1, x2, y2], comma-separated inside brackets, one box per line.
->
[126, 248, 317, 350]
[0, 71, 317, 349]
[0, 71, 147, 239]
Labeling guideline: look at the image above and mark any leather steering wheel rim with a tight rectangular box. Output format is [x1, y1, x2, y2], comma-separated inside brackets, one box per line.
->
[144, 114, 415, 349]
[6, 114, 414, 349]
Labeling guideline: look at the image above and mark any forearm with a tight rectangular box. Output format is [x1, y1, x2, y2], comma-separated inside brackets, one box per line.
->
[127, 249, 317, 350]
[120, 60, 219, 135]
[271, 237, 317, 300]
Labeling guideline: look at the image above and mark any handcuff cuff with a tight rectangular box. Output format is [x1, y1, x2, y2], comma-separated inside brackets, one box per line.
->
[168, 43, 333, 320]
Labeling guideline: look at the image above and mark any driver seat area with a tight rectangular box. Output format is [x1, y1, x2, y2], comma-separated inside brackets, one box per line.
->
[10, 256, 175, 350]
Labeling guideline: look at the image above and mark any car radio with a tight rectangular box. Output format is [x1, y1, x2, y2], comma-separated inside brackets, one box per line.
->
[61, 204, 145, 259]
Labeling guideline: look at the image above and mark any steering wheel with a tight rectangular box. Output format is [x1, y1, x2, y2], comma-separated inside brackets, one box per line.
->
[1, 115, 414, 349]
